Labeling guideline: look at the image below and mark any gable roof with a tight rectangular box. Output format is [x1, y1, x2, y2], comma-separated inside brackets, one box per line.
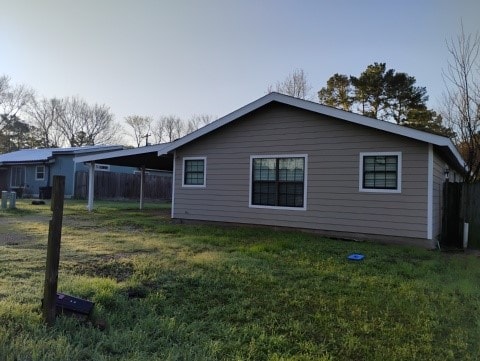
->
[0, 145, 123, 165]
[159, 92, 465, 170]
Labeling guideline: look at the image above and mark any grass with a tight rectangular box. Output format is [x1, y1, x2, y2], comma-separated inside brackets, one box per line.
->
[1, 199, 480, 360]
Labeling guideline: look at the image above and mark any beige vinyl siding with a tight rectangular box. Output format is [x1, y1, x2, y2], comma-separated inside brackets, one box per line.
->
[173, 103, 430, 240]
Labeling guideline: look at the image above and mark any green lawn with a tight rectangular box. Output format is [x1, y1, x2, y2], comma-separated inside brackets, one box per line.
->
[1, 200, 479, 361]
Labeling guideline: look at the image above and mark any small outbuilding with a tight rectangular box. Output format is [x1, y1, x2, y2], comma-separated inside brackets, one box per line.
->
[0, 145, 126, 198]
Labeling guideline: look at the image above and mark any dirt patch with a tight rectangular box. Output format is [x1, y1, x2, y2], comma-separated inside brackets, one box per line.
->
[0, 213, 49, 246]
[64, 257, 135, 282]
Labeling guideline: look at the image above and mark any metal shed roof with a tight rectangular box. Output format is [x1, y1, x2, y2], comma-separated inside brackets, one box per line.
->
[0, 145, 123, 165]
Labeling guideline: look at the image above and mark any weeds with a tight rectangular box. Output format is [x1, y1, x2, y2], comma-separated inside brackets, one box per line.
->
[0, 200, 479, 360]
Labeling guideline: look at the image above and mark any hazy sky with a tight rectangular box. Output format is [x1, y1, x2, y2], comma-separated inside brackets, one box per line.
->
[0, 0, 479, 141]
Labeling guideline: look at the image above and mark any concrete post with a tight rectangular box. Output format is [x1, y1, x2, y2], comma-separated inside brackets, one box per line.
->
[9, 192, 16, 209]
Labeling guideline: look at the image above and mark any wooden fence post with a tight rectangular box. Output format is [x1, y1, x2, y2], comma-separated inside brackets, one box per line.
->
[42, 175, 65, 327]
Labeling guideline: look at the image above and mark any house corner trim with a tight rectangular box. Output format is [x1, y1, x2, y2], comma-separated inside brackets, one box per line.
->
[427, 144, 433, 240]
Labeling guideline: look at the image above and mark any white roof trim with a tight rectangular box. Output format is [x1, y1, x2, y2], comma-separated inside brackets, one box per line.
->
[159, 92, 465, 168]
[75, 143, 172, 163]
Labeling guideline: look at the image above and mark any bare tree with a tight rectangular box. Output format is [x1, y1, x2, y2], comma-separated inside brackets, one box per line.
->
[55, 96, 86, 146]
[268, 69, 313, 100]
[0, 75, 35, 132]
[56, 96, 118, 147]
[151, 117, 166, 144]
[27, 97, 64, 147]
[125, 115, 153, 147]
[0, 75, 9, 105]
[152, 115, 185, 143]
[0, 84, 35, 117]
[186, 114, 215, 133]
[442, 24, 480, 182]
[85, 103, 119, 145]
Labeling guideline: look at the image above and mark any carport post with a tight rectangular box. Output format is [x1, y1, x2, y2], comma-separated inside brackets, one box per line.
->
[87, 161, 95, 211]
[139, 165, 145, 210]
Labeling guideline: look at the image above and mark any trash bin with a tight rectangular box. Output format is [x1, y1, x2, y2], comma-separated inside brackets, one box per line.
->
[39, 186, 52, 199]
[12, 187, 23, 198]
[1, 191, 8, 209]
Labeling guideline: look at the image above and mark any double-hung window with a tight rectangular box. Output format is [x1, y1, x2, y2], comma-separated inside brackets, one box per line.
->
[359, 152, 401, 193]
[35, 165, 45, 180]
[183, 157, 206, 187]
[250, 155, 307, 209]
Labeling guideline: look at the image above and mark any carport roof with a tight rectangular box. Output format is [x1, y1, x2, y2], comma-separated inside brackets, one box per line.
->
[74, 143, 173, 171]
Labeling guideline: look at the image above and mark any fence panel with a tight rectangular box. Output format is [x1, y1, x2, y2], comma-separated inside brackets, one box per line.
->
[463, 183, 480, 248]
[74, 171, 172, 201]
[442, 182, 463, 248]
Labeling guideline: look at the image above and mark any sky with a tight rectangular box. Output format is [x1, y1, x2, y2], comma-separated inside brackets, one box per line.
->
[0, 0, 479, 143]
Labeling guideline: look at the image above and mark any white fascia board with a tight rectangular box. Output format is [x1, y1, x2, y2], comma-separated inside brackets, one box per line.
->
[275, 94, 465, 167]
[160, 92, 465, 169]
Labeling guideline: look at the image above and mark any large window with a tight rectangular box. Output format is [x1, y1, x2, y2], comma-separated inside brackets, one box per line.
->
[183, 157, 206, 187]
[35, 165, 45, 180]
[250, 155, 307, 209]
[359, 152, 401, 193]
[11, 166, 26, 187]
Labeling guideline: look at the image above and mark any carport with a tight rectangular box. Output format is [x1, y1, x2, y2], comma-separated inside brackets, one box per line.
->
[74, 143, 173, 211]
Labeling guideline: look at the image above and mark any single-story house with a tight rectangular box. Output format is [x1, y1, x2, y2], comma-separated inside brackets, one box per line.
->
[76, 93, 465, 247]
[0, 145, 133, 198]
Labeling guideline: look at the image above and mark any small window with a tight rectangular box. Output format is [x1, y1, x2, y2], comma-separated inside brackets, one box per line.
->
[359, 152, 401, 193]
[250, 155, 307, 209]
[183, 157, 206, 187]
[35, 165, 45, 180]
[95, 164, 110, 172]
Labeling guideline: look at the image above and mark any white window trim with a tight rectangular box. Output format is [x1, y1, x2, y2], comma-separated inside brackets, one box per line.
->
[182, 157, 206, 188]
[35, 165, 45, 181]
[249, 154, 308, 211]
[359, 152, 402, 193]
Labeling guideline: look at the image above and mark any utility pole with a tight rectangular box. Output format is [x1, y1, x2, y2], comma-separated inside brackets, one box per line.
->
[142, 133, 151, 146]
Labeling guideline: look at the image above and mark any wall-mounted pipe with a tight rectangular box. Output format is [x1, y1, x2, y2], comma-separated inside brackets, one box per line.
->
[463, 223, 469, 249]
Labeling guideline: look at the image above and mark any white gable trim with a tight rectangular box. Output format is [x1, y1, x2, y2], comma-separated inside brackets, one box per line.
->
[159, 93, 465, 169]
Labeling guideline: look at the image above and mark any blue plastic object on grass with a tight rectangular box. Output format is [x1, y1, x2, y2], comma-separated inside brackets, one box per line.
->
[347, 253, 365, 261]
